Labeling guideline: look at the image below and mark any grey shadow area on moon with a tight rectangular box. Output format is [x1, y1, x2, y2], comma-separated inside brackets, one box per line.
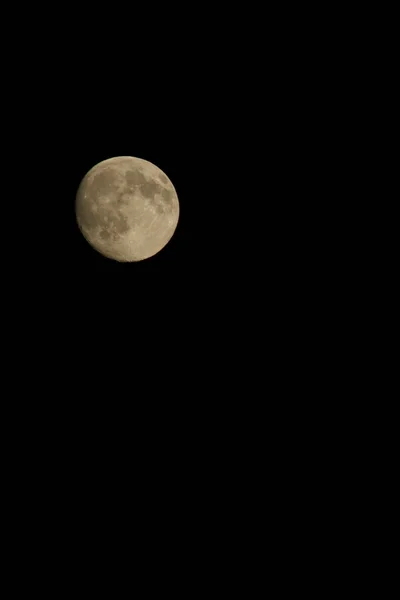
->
[75, 156, 180, 262]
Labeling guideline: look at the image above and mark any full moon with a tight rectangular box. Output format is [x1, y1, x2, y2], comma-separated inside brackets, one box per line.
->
[75, 156, 180, 261]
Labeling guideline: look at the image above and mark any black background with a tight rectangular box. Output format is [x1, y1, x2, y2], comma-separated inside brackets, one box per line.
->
[5, 13, 278, 553]
[0, 7, 369, 581]
[4, 6, 355, 418]
[5, 13, 254, 426]
[5, 7, 340, 419]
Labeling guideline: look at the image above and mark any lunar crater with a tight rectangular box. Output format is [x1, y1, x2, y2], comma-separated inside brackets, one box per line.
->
[125, 169, 147, 186]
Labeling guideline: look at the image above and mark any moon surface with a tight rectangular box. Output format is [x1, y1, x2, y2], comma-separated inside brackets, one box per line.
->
[75, 156, 179, 261]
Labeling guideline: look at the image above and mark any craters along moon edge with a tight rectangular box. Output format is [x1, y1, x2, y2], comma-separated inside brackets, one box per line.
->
[75, 156, 180, 262]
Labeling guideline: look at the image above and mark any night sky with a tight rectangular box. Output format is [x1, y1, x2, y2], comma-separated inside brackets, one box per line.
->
[17, 33, 294, 403]
[8, 5, 340, 438]
[1, 10, 354, 579]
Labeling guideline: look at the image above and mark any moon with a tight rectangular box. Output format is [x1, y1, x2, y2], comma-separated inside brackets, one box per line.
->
[75, 156, 180, 262]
